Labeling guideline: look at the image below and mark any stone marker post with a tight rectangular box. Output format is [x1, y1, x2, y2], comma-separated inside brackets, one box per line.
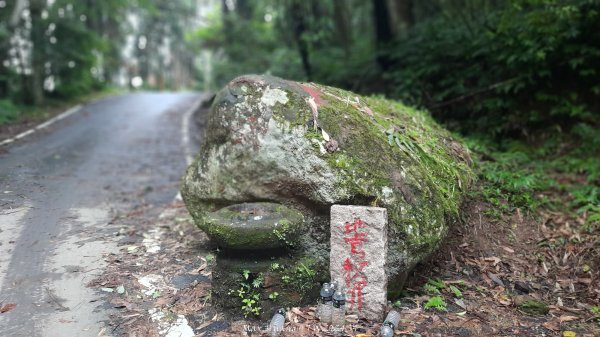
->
[330, 205, 388, 321]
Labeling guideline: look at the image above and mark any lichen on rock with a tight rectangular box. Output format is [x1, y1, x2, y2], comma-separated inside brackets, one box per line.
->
[181, 74, 474, 307]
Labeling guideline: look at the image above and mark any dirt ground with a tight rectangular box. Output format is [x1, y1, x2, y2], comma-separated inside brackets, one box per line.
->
[90, 193, 599, 337]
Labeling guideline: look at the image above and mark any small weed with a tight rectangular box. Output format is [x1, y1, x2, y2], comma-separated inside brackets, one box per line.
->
[423, 283, 441, 294]
[230, 270, 263, 317]
[424, 278, 445, 294]
[273, 220, 294, 247]
[283, 260, 316, 291]
[449, 285, 462, 298]
[424, 296, 447, 311]
[268, 292, 279, 301]
[241, 294, 261, 317]
[252, 275, 263, 288]
[205, 254, 215, 263]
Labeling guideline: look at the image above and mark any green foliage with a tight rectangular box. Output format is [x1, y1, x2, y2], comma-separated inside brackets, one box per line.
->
[449, 285, 463, 298]
[268, 292, 280, 301]
[282, 260, 317, 292]
[423, 279, 463, 298]
[423, 278, 445, 294]
[424, 296, 448, 311]
[467, 128, 600, 231]
[188, 0, 375, 89]
[0, 100, 20, 125]
[386, 0, 600, 134]
[230, 270, 263, 317]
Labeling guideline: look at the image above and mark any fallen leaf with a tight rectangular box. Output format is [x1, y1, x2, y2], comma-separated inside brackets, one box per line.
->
[543, 321, 560, 331]
[502, 246, 515, 253]
[197, 258, 207, 273]
[488, 272, 505, 287]
[454, 298, 467, 310]
[497, 294, 512, 306]
[558, 315, 579, 323]
[0, 303, 16, 313]
[562, 331, 576, 337]
[360, 106, 374, 117]
[307, 97, 319, 129]
[484, 256, 501, 266]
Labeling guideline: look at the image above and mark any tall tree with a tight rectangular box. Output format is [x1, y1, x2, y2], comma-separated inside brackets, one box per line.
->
[285, 0, 312, 79]
[387, 0, 414, 36]
[372, 0, 393, 69]
[29, 0, 46, 105]
[332, 0, 352, 57]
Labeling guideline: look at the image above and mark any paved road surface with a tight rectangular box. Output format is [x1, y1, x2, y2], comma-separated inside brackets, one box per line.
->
[0, 92, 205, 336]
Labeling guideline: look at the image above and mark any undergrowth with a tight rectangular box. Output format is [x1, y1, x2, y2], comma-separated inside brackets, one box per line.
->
[466, 123, 600, 233]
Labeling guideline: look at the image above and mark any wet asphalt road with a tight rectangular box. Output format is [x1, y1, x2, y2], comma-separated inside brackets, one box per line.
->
[0, 92, 205, 336]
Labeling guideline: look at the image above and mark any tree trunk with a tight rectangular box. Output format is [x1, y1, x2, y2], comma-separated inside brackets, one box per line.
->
[373, 0, 393, 70]
[29, 0, 45, 105]
[235, 0, 252, 20]
[288, 1, 312, 80]
[333, 0, 352, 58]
[387, 0, 414, 36]
[9, 0, 27, 26]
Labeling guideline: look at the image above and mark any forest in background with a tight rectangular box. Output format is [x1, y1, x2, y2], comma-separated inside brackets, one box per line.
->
[1, 0, 599, 232]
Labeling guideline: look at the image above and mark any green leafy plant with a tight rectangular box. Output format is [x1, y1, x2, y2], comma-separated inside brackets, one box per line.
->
[241, 294, 261, 317]
[424, 278, 446, 294]
[272, 220, 294, 247]
[270, 262, 281, 271]
[204, 253, 215, 263]
[268, 292, 280, 301]
[449, 285, 463, 298]
[230, 270, 263, 317]
[424, 296, 448, 311]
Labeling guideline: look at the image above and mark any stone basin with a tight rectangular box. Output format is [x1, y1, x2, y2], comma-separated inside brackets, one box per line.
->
[204, 202, 304, 250]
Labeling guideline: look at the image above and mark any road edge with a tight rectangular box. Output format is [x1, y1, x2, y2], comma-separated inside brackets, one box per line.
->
[0, 104, 83, 147]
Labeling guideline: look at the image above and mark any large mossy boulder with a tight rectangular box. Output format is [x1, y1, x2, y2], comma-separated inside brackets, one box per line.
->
[181, 75, 474, 314]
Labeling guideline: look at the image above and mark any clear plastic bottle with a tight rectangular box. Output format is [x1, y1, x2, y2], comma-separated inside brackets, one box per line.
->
[380, 310, 401, 337]
[317, 283, 334, 323]
[330, 280, 339, 292]
[268, 308, 286, 337]
[330, 289, 346, 336]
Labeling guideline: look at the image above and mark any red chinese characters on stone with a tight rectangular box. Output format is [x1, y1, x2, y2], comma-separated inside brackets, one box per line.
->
[342, 218, 369, 311]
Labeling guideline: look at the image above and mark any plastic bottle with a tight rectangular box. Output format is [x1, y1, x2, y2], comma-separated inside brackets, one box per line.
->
[380, 310, 401, 337]
[330, 280, 339, 292]
[330, 289, 346, 336]
[268, 308, 286, 337]
[317, 283, 334, 323]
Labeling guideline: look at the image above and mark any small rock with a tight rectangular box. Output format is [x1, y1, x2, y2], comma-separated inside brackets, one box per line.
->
[488, 272, 505, 287]
[171, 274, 209, 290]
[262, 274, 278, 288]
[514, 280, 532, 294]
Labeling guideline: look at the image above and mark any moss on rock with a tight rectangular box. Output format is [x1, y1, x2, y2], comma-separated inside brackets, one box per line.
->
[204, 202, 303, 250]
